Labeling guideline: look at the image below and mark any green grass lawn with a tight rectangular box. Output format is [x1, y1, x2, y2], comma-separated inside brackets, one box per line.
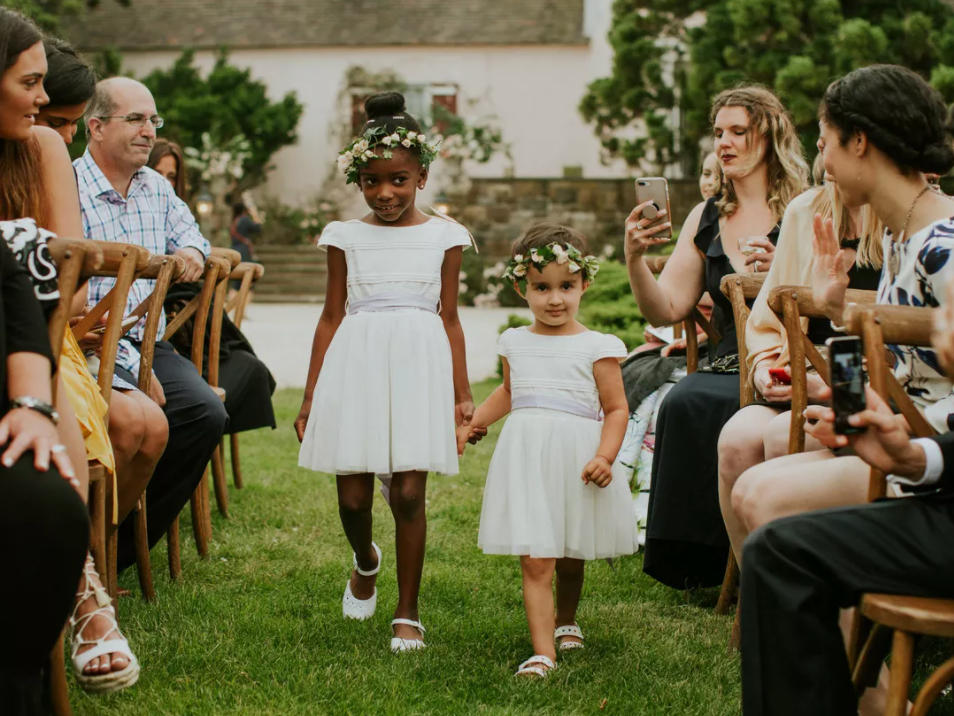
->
[68, 384, 952, 716]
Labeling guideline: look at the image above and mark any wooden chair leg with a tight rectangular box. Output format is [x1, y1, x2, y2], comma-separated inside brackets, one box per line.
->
[167, 517, 181, 581]
[49, 630, 72, 716]
[727, 605, 742, 653]
[715, 550, 739, 616]
[885, 630, 915, 716]
[190, 469, 210, 558]
[106, 529, 119, 602]
[211, 443, 229, 518]
[230, 433, 243, 489]
[852, 622, 890, 695]
[911, 656, 954, 716]
[133, 497, 155, 601]
[88, 478, 107, 585]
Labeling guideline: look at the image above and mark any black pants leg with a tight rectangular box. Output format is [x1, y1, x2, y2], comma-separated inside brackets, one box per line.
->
[0, 454, 89, 712]
[741, 496, 954, 716]
[116, 341, 228, 571]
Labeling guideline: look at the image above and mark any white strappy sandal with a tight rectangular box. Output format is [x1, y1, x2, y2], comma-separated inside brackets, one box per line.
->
[70, 555, 140, 694]
[342, 542, 381, 620]
[554, 624, 585, 651]
[515, 655, 557, 679]
[390, 618, 426, 653]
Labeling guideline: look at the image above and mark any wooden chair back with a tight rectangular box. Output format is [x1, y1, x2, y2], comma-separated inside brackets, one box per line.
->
[226, 261, 265, 329]
[719, 272, 768, 408]
[766, 286, 877, 454]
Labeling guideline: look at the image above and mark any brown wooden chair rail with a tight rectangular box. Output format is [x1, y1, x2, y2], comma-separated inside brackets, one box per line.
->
[766, 286, 877, 455]
[841, 303, 954, 715]
[223, 261, 266, 490]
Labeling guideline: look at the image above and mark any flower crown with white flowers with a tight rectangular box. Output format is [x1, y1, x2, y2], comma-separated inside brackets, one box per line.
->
[502, 242, 601, 283]
[338, 124, 440, 185]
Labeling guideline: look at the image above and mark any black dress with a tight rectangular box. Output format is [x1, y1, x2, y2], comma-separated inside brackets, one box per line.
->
[642, 198, 780, 590]
[0, 240, 90, 715]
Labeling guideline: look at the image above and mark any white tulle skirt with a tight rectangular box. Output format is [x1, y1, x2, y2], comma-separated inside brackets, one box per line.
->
[478, 408, 639, 560]
[298, 310, 459, 478]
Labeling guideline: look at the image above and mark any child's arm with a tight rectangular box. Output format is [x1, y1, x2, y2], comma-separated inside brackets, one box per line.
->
[294, 246, 347, 442]
[581, 357, 629, 487]
[457, 358, 513, 455]
[440, 246, 474, 427]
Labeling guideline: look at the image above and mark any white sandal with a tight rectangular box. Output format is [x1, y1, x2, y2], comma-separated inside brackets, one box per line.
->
[390, 618, 426, 653]
[515, 654, 557, 678]
[342, 542, 381, 620]
[70, 555, 140, 694]
[555, 624, 585, 651]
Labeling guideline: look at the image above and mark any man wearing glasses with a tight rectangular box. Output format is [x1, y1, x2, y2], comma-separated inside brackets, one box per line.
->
[74, 77, 228, 573]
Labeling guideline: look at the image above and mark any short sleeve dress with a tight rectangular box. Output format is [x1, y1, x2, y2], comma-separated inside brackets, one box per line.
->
[298, 217, 471, 481]
[477, 327, 639, 560]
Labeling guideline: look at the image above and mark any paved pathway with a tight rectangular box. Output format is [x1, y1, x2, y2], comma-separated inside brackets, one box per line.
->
[241, 303, 532, 389]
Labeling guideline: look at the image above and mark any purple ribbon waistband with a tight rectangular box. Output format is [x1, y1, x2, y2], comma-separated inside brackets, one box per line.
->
[511, 394, 602, 421]
[347, 293, 438, 315]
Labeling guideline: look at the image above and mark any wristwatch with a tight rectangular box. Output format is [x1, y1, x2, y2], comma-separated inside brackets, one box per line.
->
[10, 396, 60, 425]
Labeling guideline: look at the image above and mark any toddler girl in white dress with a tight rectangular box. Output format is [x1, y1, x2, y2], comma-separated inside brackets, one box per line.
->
[458, 223, 638, 678]
[296, 92, 474, 653]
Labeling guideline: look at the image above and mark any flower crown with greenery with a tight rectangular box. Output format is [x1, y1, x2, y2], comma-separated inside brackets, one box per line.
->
[502, 242, 601, 283]
[338, 124, 440, 185]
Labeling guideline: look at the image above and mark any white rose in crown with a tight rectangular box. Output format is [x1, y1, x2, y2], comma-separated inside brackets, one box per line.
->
[337, 151, 353, 171]
[568, 261, 581, 273]
[556, 252, 569, 264]
[382, 135, 393, 146]
[402, 138, 412, 148]
[514, 254, 524, 262]
[407, 131, 418, 141]
[418, 134, 427, 143]
[530, 251, 542, 263]
[390, 133, 401, 144]
[354, 139, 369, 154]
[364, 150, 374, 159]
[513, 263, 527, 278]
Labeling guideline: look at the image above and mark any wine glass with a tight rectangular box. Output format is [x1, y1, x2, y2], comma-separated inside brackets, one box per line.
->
[738, 236, 768, 271]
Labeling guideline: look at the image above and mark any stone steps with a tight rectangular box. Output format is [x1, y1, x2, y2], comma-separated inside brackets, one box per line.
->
[255, 245, 327, 302]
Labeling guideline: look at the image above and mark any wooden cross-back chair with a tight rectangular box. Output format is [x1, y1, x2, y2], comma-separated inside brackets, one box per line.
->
[161, 252, 235, 580]
[840, 304, 954, 716]
[223, 260, 265, 490]
[712, 272, 768, 650]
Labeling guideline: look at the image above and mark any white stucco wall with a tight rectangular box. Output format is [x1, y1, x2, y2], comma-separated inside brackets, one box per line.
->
[117, 1, 625, 208]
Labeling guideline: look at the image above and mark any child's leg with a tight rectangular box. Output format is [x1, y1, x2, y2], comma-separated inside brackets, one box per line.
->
[520, 556, 557, 662]
[555, 558, 585, 646]
[337, 474, 378, 599]
[388, 470, 427, 641]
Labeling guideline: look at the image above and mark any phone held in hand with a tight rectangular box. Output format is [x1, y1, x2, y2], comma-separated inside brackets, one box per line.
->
[827, 336, 866, 435]
[768, 366, 791, 385]
[635, 177, 672, 240]
[89, 315, 139, 335]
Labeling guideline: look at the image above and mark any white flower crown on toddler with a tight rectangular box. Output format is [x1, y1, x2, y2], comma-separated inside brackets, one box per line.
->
[338, 121, 440, 185]
[502, 242, 600, 283]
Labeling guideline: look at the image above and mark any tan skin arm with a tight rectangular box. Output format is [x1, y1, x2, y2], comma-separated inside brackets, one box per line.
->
[582, 357, 628, 487]
[625, 201, 708, 326]
[294, 246, 347, 442]
[457, 359, 513, 455]
[440, 246, 475, 426]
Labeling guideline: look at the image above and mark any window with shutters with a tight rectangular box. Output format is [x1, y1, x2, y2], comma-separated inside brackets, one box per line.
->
[350, 84, 458, 137]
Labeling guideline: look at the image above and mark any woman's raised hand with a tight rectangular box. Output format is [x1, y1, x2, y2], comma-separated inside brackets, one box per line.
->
[811, 214, 850, 322]
[624, 202, 672, 260]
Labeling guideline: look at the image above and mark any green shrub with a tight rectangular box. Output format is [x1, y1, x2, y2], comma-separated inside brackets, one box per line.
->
[497, 313, 532, 377]
[578, 259, 645, 351]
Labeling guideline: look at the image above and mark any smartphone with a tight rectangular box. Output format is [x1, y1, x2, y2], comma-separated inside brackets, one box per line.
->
[635, 177, 672, 240]
[827, 336, 866, 435]
[89, 315, 139, 335]
[768, 366, 791, 385]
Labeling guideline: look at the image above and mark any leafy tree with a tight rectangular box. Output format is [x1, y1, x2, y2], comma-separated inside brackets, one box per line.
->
[1, 0, 129, 32]
[582, 0, 954, 172]
[140, 49, 304, 191]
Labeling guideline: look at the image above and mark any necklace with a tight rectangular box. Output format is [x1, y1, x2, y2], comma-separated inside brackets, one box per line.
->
[888, 185, 932, 277]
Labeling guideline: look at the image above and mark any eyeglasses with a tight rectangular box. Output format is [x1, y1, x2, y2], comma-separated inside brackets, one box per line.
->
[98, 115, 164, 129]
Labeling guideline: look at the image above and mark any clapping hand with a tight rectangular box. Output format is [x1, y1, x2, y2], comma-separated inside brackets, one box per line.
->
[811, 214, 850, 322]
[582, 456, 613, 487]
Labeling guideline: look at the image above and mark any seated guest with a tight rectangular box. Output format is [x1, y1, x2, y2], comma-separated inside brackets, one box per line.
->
[35, 37, 94, 146]
[146, 138, 186, 199]
[75, 77, 228, 572]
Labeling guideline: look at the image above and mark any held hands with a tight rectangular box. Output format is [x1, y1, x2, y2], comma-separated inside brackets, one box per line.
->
[0, 408, 77, 491]
[743, 237, 776, 273]
[582, 455, 613, 487]
[173, 247, 206, 283]
[811, 214, 850, 322]
[624, 202, 672, 260]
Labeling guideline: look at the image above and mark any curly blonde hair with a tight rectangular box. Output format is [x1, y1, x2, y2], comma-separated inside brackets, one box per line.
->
[810, 184, 884, 270]
[711, 85, 809, 224]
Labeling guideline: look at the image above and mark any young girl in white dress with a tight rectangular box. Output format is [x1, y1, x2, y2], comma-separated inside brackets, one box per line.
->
[458, 223, 638, 678]
[295, 92, 474, 652]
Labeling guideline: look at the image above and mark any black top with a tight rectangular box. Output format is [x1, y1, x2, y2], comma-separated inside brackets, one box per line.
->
[693, 197, 780, 358]
[0, 240, 54, 416]
[805, 256, 881, 346]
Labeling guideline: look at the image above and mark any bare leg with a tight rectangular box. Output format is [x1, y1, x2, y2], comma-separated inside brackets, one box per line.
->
[337, 474, 378, 599]
[554, 558, 585, 647]
[110, 391, 168, 526]
[761, 410, 825, 462]
[388, 470, 427, 641]
[520, 556, 557, 666]
[717, 405, 782, 562]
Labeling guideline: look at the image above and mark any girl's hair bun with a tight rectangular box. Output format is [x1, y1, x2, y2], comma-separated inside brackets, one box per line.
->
[365, 92, 407, 120]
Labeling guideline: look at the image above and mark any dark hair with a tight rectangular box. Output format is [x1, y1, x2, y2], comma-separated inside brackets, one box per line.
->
[512, 223, 590, 258]
[43, 37, 96, 108]
[0, 7, 41, 73]
[232, 202, 248, 219]
[146, 139, 188, 199]
[820, 64, 954, 176]
[361, 91, 424, 156]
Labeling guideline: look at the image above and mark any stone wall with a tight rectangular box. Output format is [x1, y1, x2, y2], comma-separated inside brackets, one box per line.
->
[450, 177, 701, 258]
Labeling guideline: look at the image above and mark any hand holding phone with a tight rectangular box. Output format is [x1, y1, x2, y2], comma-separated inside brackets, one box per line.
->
[827, 336, 866, 435]
[634, 177, 673, 241]
[768, 366, 792, 385]
[89, 315, 139, 335]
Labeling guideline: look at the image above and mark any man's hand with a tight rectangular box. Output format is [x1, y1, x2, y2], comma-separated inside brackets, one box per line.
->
[145, 370, 166, 407]
[174, 247, 206, 283]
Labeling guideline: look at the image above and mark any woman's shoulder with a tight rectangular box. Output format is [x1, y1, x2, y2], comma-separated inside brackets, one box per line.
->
[33, 126, 73, 174]
[784, 187, 823, 217]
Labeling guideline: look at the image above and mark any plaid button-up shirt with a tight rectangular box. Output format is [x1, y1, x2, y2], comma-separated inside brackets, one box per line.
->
[74, 150, 210, 382]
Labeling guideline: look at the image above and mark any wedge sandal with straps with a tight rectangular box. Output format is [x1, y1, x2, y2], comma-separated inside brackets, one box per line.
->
[390, 618, 426, 653]
[343, 541, 382, 621]
[554, 624, 584, 651]
[515, 655, 557, 678]
[70, 555, 140, 694]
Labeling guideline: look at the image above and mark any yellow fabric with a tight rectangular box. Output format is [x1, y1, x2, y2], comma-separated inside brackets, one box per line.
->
[745, 188, 819, 380]
[59, 326, 118, 523]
